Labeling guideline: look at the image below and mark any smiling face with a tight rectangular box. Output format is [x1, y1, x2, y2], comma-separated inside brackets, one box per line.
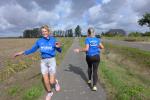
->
[41, 28, 50, 38]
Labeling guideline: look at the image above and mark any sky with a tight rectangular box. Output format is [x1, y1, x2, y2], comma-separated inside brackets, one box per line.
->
[0, 0, 150, 37]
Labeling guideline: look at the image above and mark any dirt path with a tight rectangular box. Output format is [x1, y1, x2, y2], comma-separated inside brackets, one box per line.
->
[40, 38, 106, 100]
[103, 39, 150, 51]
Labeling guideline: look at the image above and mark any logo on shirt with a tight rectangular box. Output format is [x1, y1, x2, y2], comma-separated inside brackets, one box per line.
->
[40, 46, 53, 50]
[89, 41, 97, 46]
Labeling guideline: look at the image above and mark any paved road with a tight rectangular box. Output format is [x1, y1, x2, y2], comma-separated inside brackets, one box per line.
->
[103, 39, 150, 51]
[40, 38, 106, 100]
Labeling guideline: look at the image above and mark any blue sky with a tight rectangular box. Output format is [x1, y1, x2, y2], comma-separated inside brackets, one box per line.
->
[0, 0, 150, 37]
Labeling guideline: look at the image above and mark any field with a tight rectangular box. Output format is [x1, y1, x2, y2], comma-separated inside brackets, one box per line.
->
[80, 37, 150, 100]
[103, 36, 150, 42]
[0, 38, 73, 100]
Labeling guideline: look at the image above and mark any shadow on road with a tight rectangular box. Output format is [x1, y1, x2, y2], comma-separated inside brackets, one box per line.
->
[64, 64, 88, 83]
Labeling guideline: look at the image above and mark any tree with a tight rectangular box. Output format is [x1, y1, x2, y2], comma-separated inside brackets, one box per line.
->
[23, 28, 40, 38]
[143, 32, 150, 36]
[138, 13, 150, 29]
[68, 29, 73, 37]
[75, 25, 81, 37]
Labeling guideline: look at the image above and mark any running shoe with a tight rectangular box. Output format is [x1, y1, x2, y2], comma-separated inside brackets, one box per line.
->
[55, 79, 61, 92]
[46, 92, 53, 100]
[92, 86, 97, 91]
[87, 80, 91, 84]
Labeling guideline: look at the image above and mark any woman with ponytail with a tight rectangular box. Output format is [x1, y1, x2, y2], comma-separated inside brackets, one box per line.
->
[74, 27, 104, 91]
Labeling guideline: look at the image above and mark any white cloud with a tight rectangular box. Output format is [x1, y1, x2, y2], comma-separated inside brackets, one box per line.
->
[0, 0, 73, 36]
[128, 0, 150, 16]
[0, 17, 14, 30]
[85, 0, 150, 33]
[0, 0, 150, 36]
[88, 4, 102, 21]
[102, 0, 111, 4]
[54, 0, 72, 18]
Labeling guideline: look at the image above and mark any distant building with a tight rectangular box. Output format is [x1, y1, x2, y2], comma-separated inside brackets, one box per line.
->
[105, 29, 126, 36]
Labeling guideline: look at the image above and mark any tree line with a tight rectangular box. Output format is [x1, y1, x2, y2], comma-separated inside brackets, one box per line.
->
[23, 25, 82, 38]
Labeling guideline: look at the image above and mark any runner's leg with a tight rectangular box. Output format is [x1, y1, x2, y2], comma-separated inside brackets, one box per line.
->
[86, 56, 92, 81]
[92, 55, 100, 86]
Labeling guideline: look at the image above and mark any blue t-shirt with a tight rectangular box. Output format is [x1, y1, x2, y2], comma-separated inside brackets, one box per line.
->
[85, 37, 101, 56]
[24, 36, 62, 58]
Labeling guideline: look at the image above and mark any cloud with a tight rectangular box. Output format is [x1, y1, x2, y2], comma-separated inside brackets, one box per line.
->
[102, 0, 111, 4]
[86, 0, 150, 32]
[1, 3, 37, 26]
[0, 0, 73, 36]
[128, 0, 150, 15]
[0, 0, 150, 37]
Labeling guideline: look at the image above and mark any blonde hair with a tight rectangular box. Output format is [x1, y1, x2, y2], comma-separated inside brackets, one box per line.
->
[87, 27, 95, 37]
[40, 25, 52, 33]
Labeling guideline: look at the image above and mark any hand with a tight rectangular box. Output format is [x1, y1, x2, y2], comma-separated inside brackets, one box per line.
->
[74, 48, 80, 53]
[55, 42, 61, 48]
[14, 51, 24, 58]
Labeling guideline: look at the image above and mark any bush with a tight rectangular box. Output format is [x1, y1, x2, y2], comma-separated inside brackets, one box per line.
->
[102, 33, 125, 37]
[128, 32, 142, 37]
[143, 32, 150, 36]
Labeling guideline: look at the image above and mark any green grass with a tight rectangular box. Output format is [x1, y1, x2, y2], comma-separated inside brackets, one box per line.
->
[104, 43, 150, 68]
[22, 83, 43, 100]
[7, 85, 22, 96]
[103, 36, 150, 42]
[99, 61, 149, 100]
[56, 37, 73, 65]
[79, 37, 150, 100]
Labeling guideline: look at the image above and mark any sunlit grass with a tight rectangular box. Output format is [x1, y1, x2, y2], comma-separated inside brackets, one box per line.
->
[103, 36, 150, 42]
[7, 85, 22, 96]
[22, 83, 43, 100]
[104, 43, 150, 68]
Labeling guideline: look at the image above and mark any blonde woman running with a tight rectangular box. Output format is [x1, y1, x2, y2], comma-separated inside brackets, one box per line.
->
[14, 25, 61, 100]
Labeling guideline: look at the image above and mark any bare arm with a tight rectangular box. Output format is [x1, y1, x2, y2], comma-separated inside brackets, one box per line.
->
[74, 44, 89, 53]
[14, 41, 39, 58]
[99, 43, 104, 49]
[14, 51, 25, 57]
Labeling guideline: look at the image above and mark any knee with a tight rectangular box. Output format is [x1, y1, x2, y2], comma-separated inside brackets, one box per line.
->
[50, 79, 55, 84]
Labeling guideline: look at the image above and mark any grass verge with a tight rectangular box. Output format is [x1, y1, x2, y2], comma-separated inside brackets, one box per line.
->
[22, 83, 44, 100]
[103, 36, 150, 42]
[7, 85, 22, 96]
[104, 43, 150, 68]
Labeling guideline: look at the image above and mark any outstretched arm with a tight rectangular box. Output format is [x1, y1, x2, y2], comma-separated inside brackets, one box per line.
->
[14, 41, 39, 57]
[99, 43, 104, 49]
[74, 44, 89, 53]
[14, 51, 24, 57]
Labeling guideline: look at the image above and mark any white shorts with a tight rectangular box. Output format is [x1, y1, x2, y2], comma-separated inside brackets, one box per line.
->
[40, 57, 56, 75]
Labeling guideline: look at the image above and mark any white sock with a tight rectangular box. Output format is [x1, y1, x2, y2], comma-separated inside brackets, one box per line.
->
[47, 92, 53, 96]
